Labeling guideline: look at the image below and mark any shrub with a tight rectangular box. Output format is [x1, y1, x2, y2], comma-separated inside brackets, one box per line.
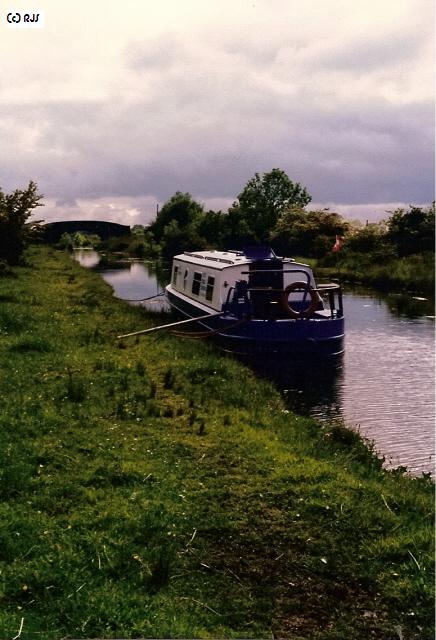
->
[0, 181, 43, 265]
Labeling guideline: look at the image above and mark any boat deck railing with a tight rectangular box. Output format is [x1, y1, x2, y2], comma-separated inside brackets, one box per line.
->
[241, 268, 311, 286]
[315, 283, 343, 318]
[223, 281, 343, 320]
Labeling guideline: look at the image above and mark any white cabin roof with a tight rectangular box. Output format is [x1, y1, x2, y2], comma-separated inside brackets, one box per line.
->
[174, 250, 299, 271]
[174, 250, 250, 270]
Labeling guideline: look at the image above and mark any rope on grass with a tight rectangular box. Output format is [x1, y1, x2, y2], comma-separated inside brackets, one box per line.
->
[122, 291, 165, 302]
[117, 311, 225, 339]
[170, 316, 249, 339]
[13, 618, 24, 640]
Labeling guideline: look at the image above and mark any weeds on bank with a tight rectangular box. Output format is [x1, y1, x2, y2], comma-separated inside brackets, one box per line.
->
[0, 247, 433, 640]
[317, 252, 435, 294]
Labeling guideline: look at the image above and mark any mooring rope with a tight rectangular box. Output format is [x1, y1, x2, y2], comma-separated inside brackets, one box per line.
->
[170, 315, 249, 339]
[117, 311, 225, 339]
[122, 291, 165, 303]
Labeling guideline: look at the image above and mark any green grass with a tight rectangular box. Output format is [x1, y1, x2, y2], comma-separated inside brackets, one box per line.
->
[316, 251, 435, 294]
[0, 246, 434, 639]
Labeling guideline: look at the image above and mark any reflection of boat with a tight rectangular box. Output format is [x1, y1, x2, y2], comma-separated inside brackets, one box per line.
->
[165, 247, 345, 358]
[240, 351, 344, 418]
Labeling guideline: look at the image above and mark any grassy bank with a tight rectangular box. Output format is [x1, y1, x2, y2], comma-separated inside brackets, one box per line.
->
[0, 247, 434, 639]
[314, 252, 435, 295]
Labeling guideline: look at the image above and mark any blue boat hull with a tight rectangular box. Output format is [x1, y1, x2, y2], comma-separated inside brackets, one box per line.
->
[166, 289, 344, 359]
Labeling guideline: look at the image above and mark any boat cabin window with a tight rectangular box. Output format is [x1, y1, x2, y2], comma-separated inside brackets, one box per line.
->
[192, 271, 202, 296]
[205, 275, 215, 301]
[172, 265, 179, 286]
[183, 269, 188, 290]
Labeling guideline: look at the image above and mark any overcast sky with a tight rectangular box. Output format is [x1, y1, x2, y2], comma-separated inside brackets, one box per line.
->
[1, 0, 434, 225]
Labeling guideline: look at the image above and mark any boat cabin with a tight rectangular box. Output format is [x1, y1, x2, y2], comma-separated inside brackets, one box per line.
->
[169, 248, 320, 319]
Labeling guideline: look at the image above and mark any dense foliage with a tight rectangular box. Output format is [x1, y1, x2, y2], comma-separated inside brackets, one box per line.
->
[386, 204, 435, 256]
[0, 181, 43, 265]
[315, 204, 435, 292]
[143, 170, 434, 293]
[151, 192, 204, 244]
[58, 231, 102, 250]
[270, 206, 350, 258]
[146, 169, 316, 255]
[234, 168, 312, 242]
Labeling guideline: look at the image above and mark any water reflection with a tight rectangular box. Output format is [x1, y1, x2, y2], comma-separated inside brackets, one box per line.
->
[346, 285, 435, 320]
[225, 291, 435, 476]
[386, 293, 434, 320]
[340, 292, 434, 475]
[239, 354, 344, 420]
[74, 250, 169, 311]
[73, 248, 100, 269]
[98, 262, 164, 302]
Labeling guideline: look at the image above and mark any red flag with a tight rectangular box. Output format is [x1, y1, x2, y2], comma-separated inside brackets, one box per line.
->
[332, 235, 343, 252]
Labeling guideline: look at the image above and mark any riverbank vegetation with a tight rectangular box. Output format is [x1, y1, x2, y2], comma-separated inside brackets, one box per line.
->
[0, 181, 43, 269]
[111, 169, 434, 294]
[0, 246, 433, 639]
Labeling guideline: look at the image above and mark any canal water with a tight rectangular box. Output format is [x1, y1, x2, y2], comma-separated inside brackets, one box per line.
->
[74, 250, 435, 476]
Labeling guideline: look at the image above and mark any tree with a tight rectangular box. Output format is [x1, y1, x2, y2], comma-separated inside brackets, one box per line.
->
[71, 232, 101, 248]
[219, 206, 258, 248]
[345, 222, 389, 254]
[147, 192, 213, 258]
[235, 169, 312, 242]
[149, 192, 204, 242]
[386, 204, 435, 256]
[196, 210, 226, 248]
[270, 206, 349, 257]
[0, 181, 43, 265]
[131, 224, 146, 236]
[58, 232, 74, 250]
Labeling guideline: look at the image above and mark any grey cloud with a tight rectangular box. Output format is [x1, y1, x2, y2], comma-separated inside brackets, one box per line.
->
[1, 95, 433, 207]
[0, 45, 433, 209]
[222, 39, 281, 65]
[310, 30, 428, 72]
[127, 35, 185, 72]
[55, 198, 79, 207]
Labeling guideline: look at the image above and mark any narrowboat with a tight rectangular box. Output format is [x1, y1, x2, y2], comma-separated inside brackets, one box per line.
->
[165, 247, 344, 359]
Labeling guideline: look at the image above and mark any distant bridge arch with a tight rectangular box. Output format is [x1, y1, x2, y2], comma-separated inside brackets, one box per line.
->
[43, 220, 130, 243]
